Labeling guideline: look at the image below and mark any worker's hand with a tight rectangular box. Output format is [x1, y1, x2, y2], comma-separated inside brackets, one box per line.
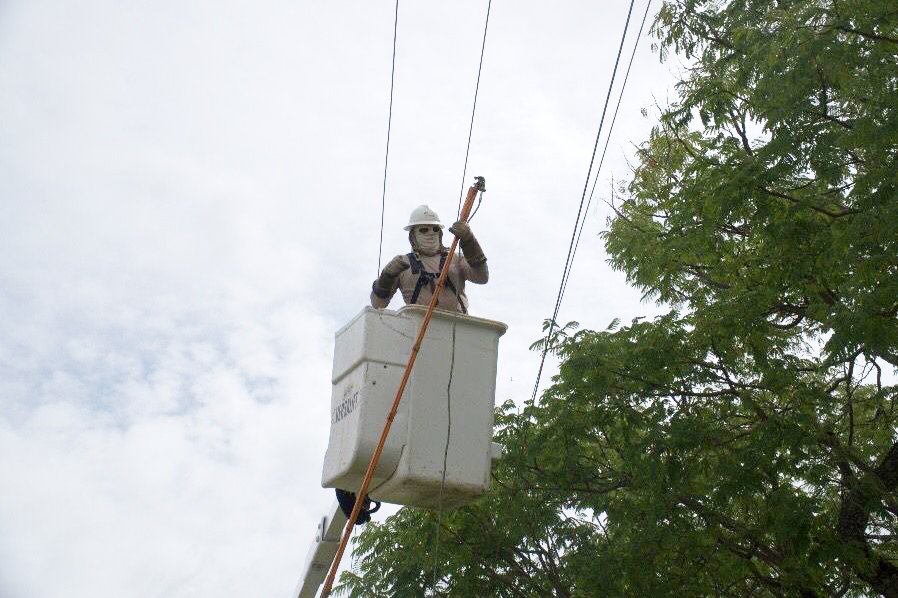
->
[372, 256, 407, 301]
[449, 220, 473, 241]
[383, 255, 409, 278]
[451, 222, 486, 267]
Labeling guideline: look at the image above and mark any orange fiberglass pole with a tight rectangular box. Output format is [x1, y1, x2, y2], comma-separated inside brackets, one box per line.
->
[320, 176, 486, 597]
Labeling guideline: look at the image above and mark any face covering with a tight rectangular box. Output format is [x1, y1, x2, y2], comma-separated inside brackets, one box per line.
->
[413, 227, 442, 256]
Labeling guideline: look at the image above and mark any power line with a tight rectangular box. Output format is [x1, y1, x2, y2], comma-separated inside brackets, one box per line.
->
[456, 0, 493, 218]
[558, 0, 654, 308]
[531, 0, 637, 403]
[377, 0, 401, 275]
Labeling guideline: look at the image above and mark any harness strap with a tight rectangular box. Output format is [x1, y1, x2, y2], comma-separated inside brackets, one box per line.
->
[407, 252, 460, 307]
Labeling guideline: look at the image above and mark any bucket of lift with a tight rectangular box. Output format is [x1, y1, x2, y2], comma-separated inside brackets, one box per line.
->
[321, 304, 507, 509]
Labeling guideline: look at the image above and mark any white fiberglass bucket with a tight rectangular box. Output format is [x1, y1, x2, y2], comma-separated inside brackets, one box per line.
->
[321, 305, 506, 509]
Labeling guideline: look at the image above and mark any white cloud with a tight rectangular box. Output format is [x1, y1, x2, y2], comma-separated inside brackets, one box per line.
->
[0, 289, 334, 596]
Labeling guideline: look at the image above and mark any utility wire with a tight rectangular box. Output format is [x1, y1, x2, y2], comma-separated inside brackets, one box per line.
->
[456, 0, 493, 218]
[558, 0, 653, 307]
[531, 0, 637, 403]
[377, 0, 401, 275]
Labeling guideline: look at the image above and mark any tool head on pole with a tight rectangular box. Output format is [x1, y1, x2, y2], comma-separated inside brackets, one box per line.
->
[473, 176, 486, 192]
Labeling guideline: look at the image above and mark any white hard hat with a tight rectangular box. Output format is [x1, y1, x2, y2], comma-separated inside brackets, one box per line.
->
[403, 205, 444, 231]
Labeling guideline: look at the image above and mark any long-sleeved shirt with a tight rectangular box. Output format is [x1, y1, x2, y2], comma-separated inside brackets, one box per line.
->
[370, 251, 489, 313]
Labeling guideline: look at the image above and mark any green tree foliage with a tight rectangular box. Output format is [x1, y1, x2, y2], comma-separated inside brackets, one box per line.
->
[338, 1, 898, 595]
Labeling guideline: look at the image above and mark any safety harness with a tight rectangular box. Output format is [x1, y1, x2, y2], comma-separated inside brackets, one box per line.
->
[407, 251, 466, 313]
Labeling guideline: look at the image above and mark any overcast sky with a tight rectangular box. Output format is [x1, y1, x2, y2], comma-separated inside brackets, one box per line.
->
[0, 1, 678, 596]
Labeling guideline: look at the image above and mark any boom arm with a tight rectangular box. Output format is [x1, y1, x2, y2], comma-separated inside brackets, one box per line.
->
[294, 500, 348, 598]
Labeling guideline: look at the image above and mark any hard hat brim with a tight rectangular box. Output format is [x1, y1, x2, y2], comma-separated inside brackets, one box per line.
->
[403, 221, 444, 231]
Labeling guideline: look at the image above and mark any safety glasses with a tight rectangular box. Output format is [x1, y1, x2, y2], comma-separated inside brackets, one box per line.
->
[416, 226, 441, 234]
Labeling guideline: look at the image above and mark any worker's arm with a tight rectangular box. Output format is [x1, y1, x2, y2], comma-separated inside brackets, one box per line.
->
[449, 221, 489, 284]
[370, 255, 409, 308]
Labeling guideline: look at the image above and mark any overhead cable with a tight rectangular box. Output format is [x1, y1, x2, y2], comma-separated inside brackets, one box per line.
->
[531, 0, 637, 403]
[456, 0, 493, 218]
[377, 0, 401, 275]
[559, 0, 654, 308]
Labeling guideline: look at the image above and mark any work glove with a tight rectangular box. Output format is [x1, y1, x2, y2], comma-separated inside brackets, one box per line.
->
[449, 220, 487, 267]
[448, 220, 473, 241]
[372, 255, 408, 298]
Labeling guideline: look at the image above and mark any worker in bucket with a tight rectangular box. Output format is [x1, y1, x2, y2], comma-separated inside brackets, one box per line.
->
[370, 205, 488, 313]
[335, 205, 487, 526]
